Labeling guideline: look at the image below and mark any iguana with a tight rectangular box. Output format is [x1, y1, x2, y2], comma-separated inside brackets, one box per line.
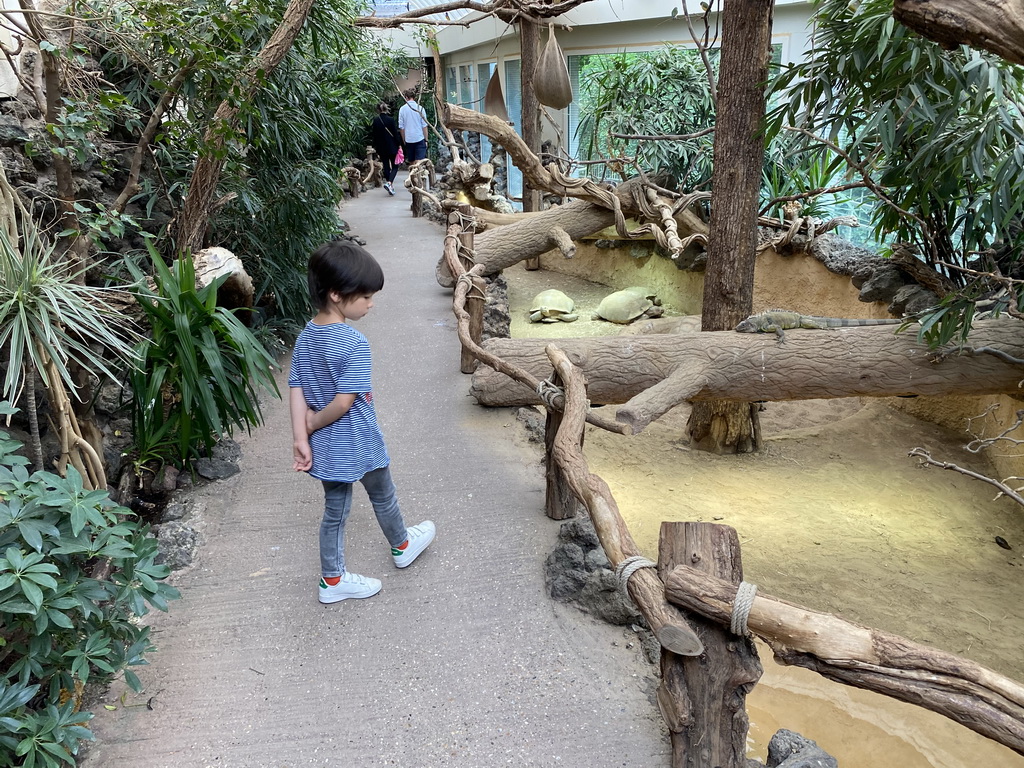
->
[735, 309, 905, 341]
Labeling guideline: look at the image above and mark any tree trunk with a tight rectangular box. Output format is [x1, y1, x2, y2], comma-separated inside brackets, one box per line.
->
[520, 18, 542, 269]
[894, 0, 1024, 66]
[658, 523, 761, 767]
[688, 0, 774, 453]
[172, 0, 316, 255]
[663, 562, 1024, 756]
[468, 320, 1024, 433]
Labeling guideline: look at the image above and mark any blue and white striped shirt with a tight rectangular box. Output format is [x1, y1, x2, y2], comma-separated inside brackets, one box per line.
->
[288, 321, 389, 482]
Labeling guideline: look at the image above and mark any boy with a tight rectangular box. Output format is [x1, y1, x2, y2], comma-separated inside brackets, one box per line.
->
[289, 240, 435, 604]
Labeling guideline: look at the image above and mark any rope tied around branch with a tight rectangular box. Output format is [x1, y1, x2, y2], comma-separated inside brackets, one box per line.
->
[615, 555, 658, 601]
[536, 378, 565, 410]
[456, 271, 487, 301]
[730, 581, 758, 636]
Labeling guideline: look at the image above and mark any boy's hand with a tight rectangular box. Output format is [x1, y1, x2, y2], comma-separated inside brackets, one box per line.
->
[304, 407, 318, 435]
[293, 441, 312, 472]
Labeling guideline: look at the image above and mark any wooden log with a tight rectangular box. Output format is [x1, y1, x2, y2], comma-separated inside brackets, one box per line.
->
[543, 367, 581, 520]
[546, 345, 703, 657]
[456, 205, 485, 374]
[894, 0, 1024, 66]
[658, 523, 761, 767]
[469, 320, 1024, 434]
[663, 563, 1024, 755]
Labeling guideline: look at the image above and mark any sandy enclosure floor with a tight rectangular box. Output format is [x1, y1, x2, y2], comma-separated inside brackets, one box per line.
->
[501, 263, 1024, 766]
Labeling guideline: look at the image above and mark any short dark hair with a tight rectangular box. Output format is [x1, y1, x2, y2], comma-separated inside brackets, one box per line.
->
[402, 87, 418, 101]
[307, 240, 384, 310]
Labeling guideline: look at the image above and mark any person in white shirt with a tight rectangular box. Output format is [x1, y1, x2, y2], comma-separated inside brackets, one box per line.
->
[397, 87, 429, 163]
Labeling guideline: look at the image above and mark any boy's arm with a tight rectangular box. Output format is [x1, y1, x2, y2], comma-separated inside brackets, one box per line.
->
[307, 393, 358, 433]
[290, 386, 313, 472]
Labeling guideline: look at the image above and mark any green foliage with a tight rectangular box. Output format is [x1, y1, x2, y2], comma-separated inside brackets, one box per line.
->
[89, 0, 413, 323]
[574, 47, 716, 187]
[0, 402, 179, 767]
[766, 0, 1024, 273]
[0, 228, 138, 403]
[127, 252, 280, 468]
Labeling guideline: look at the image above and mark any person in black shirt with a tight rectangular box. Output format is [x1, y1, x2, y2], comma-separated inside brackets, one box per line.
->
[369, 102, 401, 196]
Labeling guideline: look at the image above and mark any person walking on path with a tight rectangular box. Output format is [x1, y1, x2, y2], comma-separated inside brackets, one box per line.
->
[370, 101, 401, 196]
[398, 86, 429, 164]
[289, 240, 435, 604]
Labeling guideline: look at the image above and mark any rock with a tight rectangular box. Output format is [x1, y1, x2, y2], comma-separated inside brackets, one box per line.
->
[810, 233, 886, 276]
[194, 457, 240, 480]
[858, 265, 906, 303]
[212, 438, 242, 463]
[154, 521, 200, 571]
[513, 406, 545, 443]
[483, 273, 510, 340]
[766, 729, 838, 768]
[546, 515, 641, 626]
[0, 115, 29, 147]
[888, 284, 938, 316]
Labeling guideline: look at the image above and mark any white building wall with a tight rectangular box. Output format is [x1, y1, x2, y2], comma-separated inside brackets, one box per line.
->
[0, 0, 25, 97]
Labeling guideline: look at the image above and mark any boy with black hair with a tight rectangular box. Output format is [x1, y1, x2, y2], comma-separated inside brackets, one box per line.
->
[289, 240, 435, 604]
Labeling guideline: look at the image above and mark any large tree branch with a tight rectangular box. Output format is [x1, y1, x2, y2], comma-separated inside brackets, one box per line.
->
[894, 0, 1024, 65]
[354, 0, 595, 28]
[469, 319, 1024, 433]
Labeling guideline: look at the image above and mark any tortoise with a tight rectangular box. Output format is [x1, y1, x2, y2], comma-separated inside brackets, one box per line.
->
[621, 286, 662, 306]
[592, 288, 665, 324]
[529, 289, 579, 323]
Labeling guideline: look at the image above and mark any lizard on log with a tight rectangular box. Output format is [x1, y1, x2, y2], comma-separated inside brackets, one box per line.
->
[735, 309, 905, 341]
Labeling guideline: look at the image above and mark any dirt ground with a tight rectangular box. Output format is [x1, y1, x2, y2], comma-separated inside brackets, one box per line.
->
[502, 263, 1024, 767]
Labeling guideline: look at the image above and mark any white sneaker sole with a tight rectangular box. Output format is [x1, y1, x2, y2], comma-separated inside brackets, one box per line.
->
[319, 582, 382, 604]
[394, 525, 436, 568]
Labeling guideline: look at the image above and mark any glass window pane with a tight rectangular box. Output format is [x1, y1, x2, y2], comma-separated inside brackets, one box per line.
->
[504, 58, 523, 208]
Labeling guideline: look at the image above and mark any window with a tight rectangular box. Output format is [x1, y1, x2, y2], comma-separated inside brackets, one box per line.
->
[458, 64, 475, 108]
[504, 58, 523, 207]
[477, 62, 496, 161]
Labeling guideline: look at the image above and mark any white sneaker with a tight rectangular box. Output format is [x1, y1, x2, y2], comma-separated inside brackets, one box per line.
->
[318, 572, 381, 604]
[392, 521, 435, 568]
[384, 181, 395, 196]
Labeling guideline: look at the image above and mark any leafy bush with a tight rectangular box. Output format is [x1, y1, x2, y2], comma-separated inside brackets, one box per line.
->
[127, 254, 280, 469]
[766, 0, 1024, 272]
[0, 402, 179, 767]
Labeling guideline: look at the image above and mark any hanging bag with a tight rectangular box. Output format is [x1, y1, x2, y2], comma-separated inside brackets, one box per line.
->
[395, 147, 405, 165]
[534, 22, 573, 110]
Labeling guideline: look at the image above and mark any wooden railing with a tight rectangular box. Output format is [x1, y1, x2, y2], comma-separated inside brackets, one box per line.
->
[441, 206, 1024, 764]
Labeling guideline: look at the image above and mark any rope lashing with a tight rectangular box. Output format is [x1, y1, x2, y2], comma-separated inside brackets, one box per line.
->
[730, 581, 758, 636]
[615, 555, 658, 600]
[536, 378, 564, 409]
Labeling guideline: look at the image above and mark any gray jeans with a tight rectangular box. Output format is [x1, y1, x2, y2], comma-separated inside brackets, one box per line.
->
[320, 466, 407, 577]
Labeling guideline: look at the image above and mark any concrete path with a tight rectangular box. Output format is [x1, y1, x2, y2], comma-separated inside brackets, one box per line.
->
[81, 177, 668, 768]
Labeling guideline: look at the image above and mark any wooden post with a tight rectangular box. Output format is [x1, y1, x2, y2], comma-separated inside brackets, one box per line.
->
[543, 367, 580, 520]
[519, 18, 542, 271]
[657, 522, 762, 768]
[411, 185, 422, 217]
[457, 203, 485, 374]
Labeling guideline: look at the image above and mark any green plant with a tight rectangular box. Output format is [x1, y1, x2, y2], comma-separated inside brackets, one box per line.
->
[127, 252, 280, 468]
[574, 46, 716, 187]
[766, 0, 1024, 275]
[0, 228, 136, 409]
[0, 401, 179, 767]
[0, 225, 139, 487]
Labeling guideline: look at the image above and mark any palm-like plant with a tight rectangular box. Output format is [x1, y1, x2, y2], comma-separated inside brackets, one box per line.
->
[0, 226, 139, 488]
[127, 253, 279, 469]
